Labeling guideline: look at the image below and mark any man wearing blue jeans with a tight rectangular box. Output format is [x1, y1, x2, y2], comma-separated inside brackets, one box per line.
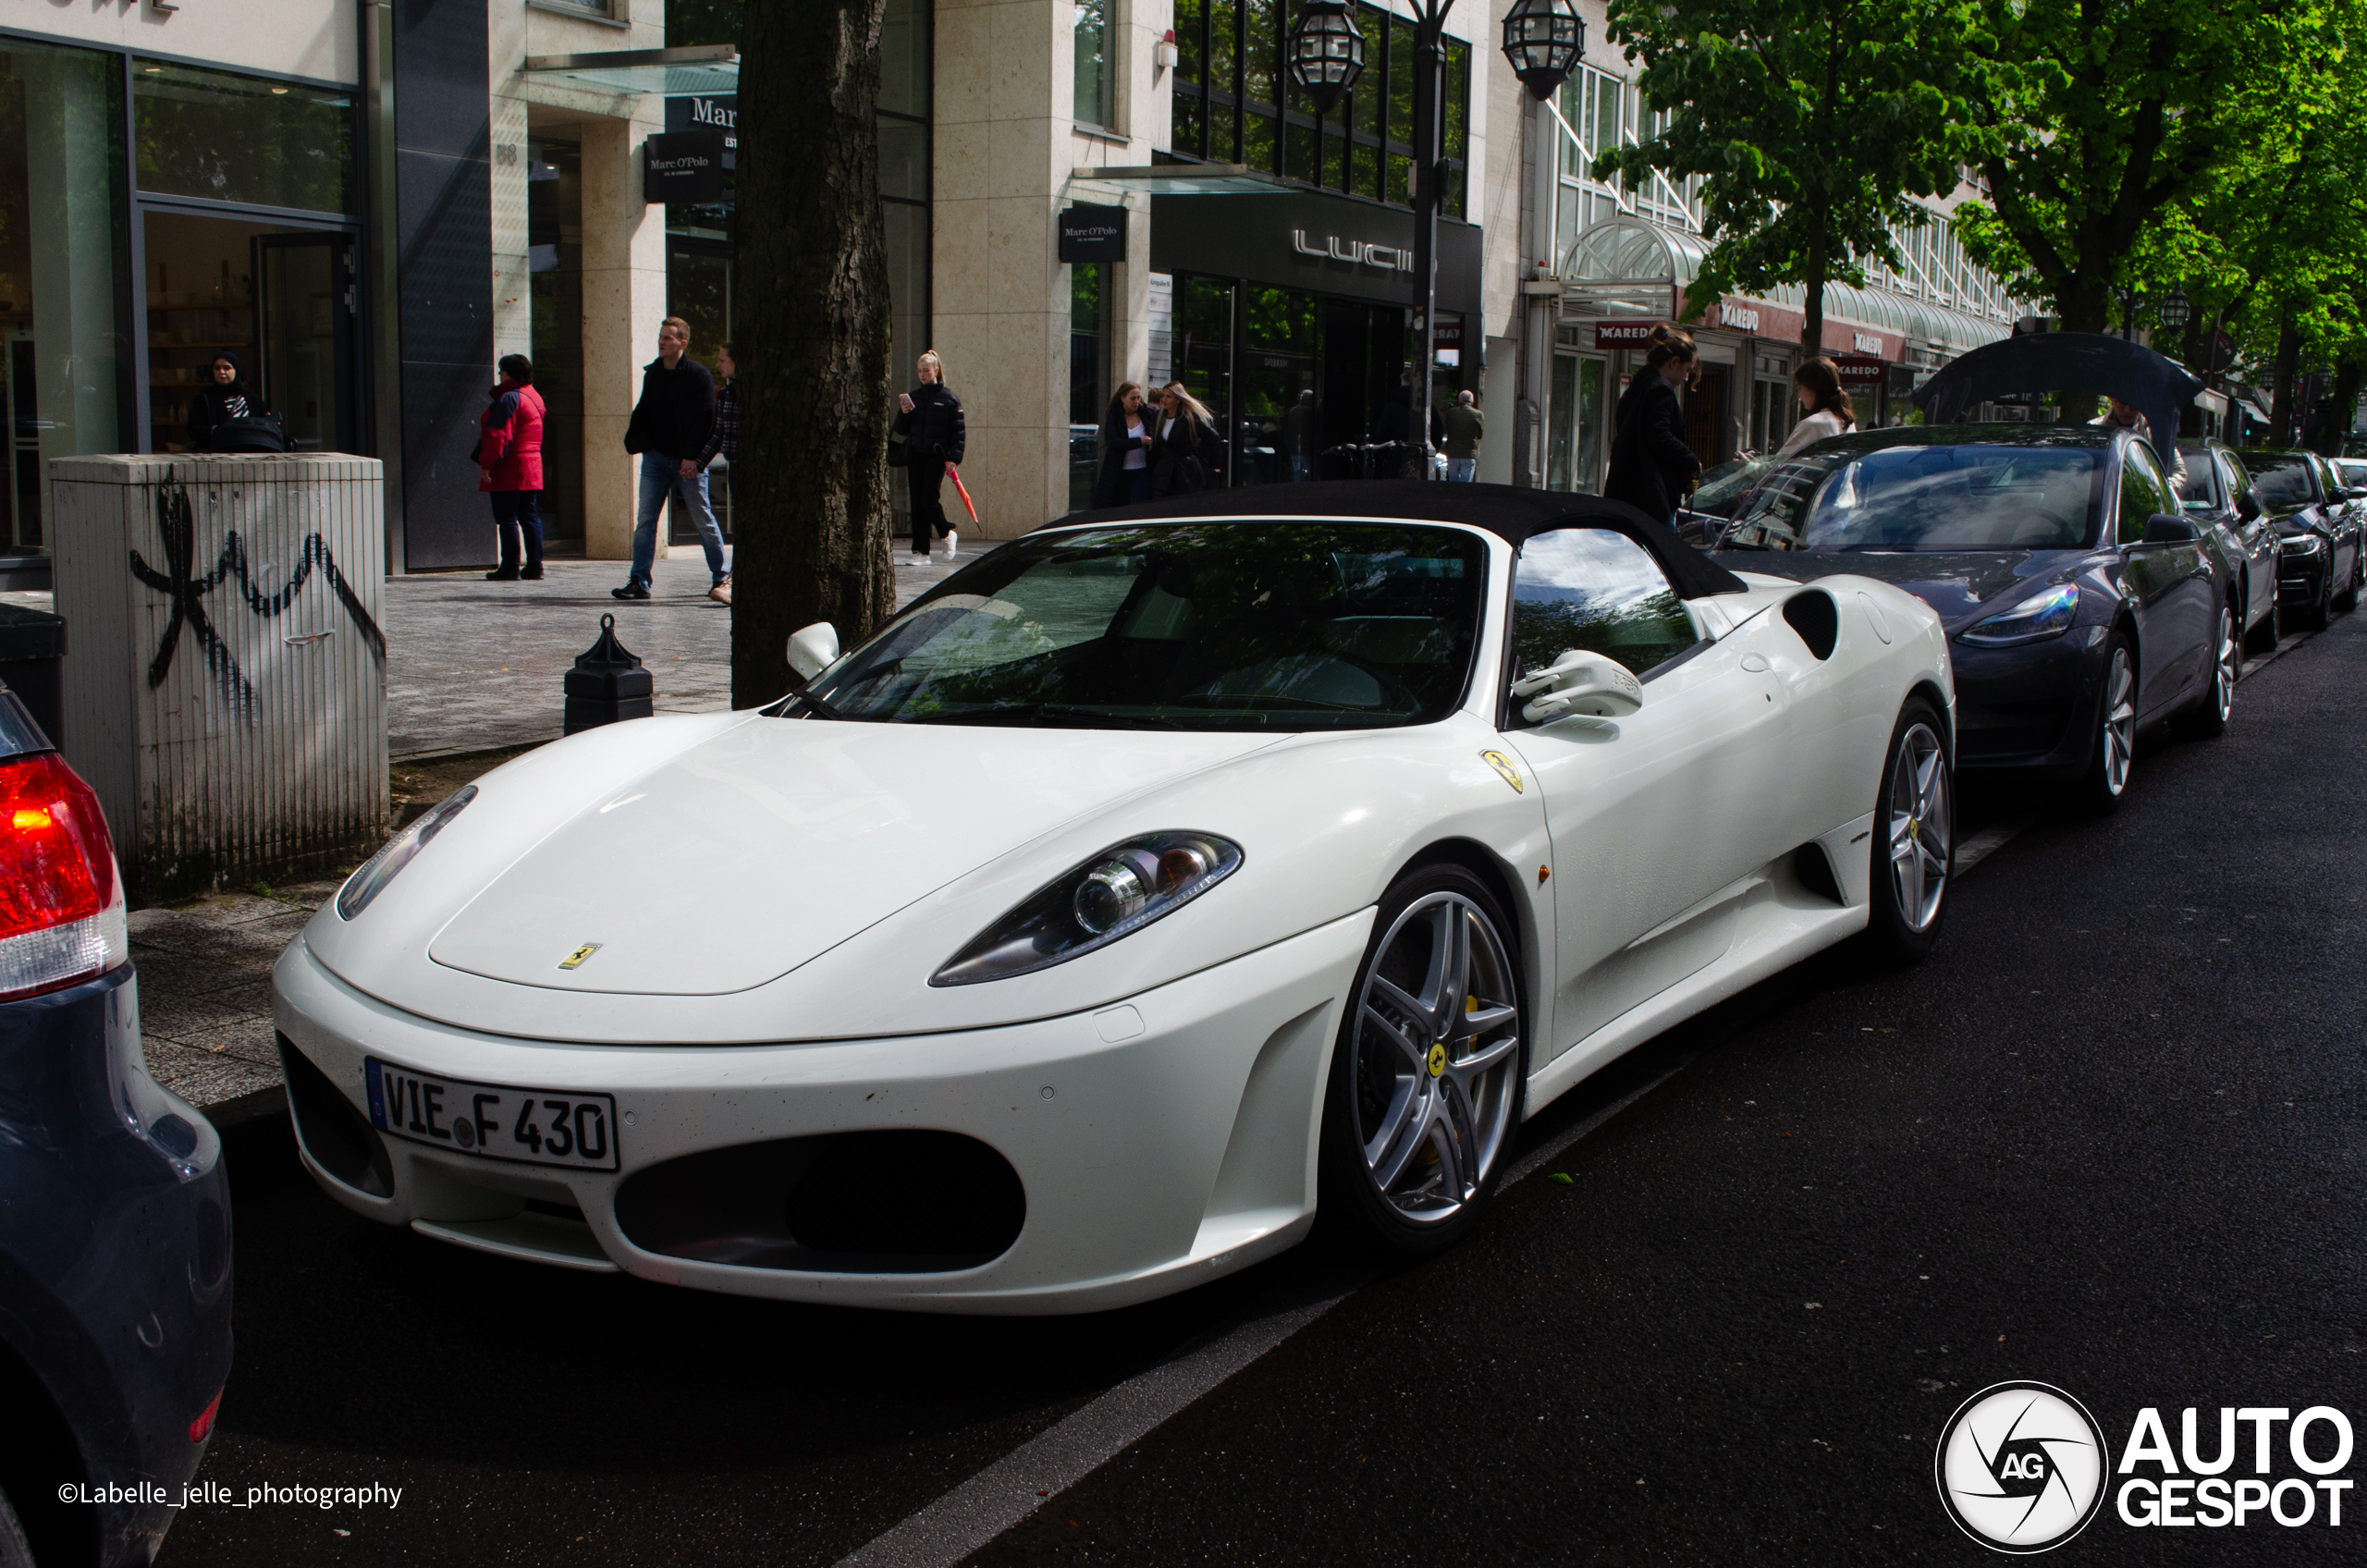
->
[615, 316, 724, 601]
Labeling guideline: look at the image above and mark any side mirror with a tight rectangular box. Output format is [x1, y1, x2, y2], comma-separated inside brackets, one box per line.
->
[2236, 494, 2262, 521]
[787, 621, 840, 680]
[1510, 649, 1644, 724]
[2140, 512, 2198, 545]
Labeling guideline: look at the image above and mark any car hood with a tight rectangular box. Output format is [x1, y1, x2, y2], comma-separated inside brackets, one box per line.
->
[1711, 550, 2085, 634]
[421, 720, 1284, 997]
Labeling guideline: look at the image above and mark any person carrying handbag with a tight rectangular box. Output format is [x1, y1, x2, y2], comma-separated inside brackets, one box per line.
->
[1149, 382, 1221, 496]
[1601, 325, 1703, 524]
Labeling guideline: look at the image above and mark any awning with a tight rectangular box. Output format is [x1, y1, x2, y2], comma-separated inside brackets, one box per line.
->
[520, 43, 739, 95]
[1071, 165, 1294, 195]
[1555, 216, 2015, 355]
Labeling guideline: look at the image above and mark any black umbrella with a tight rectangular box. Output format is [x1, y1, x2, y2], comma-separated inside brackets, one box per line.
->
[1911, 332, 2204, 454]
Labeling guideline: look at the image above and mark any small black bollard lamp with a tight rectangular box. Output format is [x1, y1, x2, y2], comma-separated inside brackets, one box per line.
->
[562, 613, 653, 735]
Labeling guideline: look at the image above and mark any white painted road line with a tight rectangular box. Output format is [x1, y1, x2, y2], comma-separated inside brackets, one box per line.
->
[1954, 819, 2029, 877]
[834, 1066, 1695, 1568]
[833, 1285, 1361, 1568]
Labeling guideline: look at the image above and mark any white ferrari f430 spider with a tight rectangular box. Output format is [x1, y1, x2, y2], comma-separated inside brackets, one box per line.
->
[274, 483, 1954, 1312]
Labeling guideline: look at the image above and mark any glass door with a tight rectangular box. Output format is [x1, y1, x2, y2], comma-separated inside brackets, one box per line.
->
[252, 231, 357, 453]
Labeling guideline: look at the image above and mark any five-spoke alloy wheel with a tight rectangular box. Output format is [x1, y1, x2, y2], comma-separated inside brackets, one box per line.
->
[1866, 698, 1953, 963]
[1321, 865, 1526, 1258]
[2079, 633, 2138, 814]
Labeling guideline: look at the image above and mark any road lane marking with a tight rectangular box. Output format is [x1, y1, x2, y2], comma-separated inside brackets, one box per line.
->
[1954, 820, 2029, 877]
[832, 1067, 1692, 1568]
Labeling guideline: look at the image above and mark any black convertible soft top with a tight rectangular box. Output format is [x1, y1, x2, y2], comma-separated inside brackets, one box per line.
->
[1055, 479, 1751, 598]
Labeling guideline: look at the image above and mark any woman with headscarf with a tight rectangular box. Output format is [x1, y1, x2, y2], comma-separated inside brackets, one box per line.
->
[185, 353, 270, 452]
[1090, 382, 1153, 508]
[1149, 383, 1221, 496]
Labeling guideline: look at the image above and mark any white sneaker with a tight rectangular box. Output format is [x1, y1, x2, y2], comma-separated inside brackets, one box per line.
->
[939, 530, 959, 560]
[903, 554, 928, 567]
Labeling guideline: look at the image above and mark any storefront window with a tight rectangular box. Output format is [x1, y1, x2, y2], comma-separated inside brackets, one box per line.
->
[0, 39, 125, 561]
[529, 142, 583, 546]
[1174, 275, 1233, 476]
[1170, 0, 1468, 218]
[133, 61, 353, 214]
[1238, 286, 1315, 487]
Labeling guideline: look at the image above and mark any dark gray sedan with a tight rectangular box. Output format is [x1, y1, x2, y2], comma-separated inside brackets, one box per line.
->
[2231, 447, 2365, 631]
[2177, 439, 2282, 653]
[1714, 423, 2232, 812]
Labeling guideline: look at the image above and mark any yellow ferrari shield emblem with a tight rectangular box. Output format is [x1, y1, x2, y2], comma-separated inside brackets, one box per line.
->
[1427, 1042, 1447, 1078]
[558, 943, 603, 971]
[1479, 750, 1523, 793]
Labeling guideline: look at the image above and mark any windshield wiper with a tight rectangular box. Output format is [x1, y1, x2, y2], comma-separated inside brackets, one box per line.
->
[781, 686, 846, 720]
[906, 703, 1184, 729]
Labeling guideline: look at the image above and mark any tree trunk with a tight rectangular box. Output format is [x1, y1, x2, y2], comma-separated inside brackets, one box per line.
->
[2269, 307, 2301, 446]
[2323, 358, 2364, 456]
[730, 0, 897, 708]
[2055, 272, 2112, 335]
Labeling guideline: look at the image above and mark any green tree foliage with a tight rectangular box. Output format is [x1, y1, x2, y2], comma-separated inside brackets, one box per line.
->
[1594, 0, 1970, 354]
[1948, 0, 2328, 334]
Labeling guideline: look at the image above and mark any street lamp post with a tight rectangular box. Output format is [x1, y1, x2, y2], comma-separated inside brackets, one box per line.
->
[1287, 0, 1581, 477]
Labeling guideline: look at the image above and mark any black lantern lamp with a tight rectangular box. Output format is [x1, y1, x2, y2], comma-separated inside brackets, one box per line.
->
[1501, 0, 1585, 100]
[2158, 287, 2192, 331]
[1286, 0, 1367, 116]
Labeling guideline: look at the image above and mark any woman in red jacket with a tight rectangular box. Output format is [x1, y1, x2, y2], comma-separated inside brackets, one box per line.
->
[477, 353, 546, 581]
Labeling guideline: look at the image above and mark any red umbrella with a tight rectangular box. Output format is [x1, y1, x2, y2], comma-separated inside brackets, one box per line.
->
[948, 465, 980, 527]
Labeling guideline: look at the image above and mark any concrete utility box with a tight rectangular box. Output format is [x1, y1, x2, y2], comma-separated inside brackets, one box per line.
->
[53, 454, 388, 893]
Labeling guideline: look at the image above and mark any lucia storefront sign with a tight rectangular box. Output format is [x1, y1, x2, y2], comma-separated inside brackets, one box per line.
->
[1292, 230, 1410, 272]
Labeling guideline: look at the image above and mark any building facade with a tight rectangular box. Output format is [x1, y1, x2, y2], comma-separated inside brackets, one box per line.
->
[0, 0, 2031, 590]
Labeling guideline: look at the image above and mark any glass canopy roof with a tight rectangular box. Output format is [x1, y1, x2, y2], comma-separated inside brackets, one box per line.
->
[521, 45, 740, 96]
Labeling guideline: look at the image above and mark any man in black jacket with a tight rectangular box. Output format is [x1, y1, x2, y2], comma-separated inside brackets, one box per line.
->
[614, 316, 727, 601]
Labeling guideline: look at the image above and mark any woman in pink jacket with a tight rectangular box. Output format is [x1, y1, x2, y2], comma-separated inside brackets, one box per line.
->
[477, 354, 546, 581]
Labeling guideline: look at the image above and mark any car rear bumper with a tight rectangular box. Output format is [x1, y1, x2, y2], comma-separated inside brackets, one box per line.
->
[271, 912, 1372, 1315]
[0, 965, 233, 1568]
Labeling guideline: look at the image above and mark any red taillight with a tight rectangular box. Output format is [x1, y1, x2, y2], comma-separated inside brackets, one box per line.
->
[189, 1388, 222, 1443]
[0, 753, 125, 999]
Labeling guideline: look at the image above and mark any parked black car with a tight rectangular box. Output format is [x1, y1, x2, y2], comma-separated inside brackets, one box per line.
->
[1673, 454, 1772, 546]
[2230, 447, 2364, 631]
[0, 683, 231, 1567]
[2177, 439, 2283, 653]
[1714, 423, 2232, 811]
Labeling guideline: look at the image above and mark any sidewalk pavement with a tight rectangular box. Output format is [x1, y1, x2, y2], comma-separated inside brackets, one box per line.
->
[390, 547, 975, 759]
[82, 540, 986, 1111]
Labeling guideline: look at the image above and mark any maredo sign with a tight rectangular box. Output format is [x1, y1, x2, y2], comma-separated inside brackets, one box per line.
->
[1593, 322, 1658, 350]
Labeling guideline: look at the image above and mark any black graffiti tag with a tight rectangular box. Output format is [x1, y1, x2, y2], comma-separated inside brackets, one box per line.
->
[127, 470, 386, 724]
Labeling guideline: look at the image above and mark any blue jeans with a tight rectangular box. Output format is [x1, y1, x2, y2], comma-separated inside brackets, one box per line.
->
[1448, 458, 1478, 483]
[630, 452, 727, 587]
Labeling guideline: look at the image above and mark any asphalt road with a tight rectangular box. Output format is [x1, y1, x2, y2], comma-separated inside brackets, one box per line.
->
[159, 612, 2365, 1567]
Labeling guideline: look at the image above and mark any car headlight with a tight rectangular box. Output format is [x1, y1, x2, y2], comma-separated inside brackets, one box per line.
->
[2279, 534, 2326, 555]
[336, 786, 477, 921]
[1956, 583, 2079, 647]
[931, 831, 1243, 986]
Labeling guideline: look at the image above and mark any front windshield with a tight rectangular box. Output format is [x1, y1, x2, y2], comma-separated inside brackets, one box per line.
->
[802, 521, 1485, 729]
[1689, 456, 1770, 518]
[2334, 459, 2367, 490]
[2238, 453, 2318, 511]
[1723, 444, 2103, 552]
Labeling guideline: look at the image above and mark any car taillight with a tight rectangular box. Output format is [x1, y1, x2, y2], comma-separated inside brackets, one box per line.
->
[0, 752, 128, 999]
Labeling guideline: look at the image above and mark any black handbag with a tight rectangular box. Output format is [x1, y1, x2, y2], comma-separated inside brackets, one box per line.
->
[204, 414, 288, 454]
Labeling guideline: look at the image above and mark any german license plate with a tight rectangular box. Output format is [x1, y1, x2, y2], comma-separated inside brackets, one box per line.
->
[364, 1060, 619, 1172]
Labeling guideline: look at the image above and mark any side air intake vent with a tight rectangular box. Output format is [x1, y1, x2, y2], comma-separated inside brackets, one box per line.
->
[1783, 591, 1839, 660]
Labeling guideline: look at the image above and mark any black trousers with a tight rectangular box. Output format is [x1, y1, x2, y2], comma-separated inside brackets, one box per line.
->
[910, 458, 950, 554]
[491, 490, 543, 571]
